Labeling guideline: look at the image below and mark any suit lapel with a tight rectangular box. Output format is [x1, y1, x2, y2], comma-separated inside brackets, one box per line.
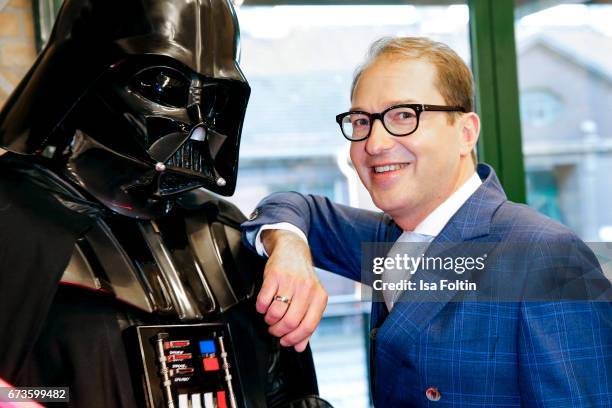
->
[376, 164, 508, 345]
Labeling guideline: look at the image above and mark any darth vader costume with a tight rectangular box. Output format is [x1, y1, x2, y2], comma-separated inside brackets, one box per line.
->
[0, 1, 331, 407]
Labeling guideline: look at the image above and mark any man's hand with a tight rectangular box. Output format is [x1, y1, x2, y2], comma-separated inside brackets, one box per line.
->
[256, 229, 328, 352]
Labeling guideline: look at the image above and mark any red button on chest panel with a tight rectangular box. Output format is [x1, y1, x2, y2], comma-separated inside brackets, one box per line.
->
[202, 356, 220, 371]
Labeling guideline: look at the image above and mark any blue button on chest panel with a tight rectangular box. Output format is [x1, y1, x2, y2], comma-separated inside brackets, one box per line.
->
[199, 340, 216, 354]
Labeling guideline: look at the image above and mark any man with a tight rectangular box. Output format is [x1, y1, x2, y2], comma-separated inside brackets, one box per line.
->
[242, 37, 612, 406]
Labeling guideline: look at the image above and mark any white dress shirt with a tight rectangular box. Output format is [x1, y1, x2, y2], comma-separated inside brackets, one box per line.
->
[411, 171, 482, 237]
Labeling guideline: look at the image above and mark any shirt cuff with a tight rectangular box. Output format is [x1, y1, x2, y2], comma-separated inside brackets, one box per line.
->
[254, 222, 308, 257]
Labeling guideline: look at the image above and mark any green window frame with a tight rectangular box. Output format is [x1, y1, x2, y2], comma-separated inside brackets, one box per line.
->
[469, 0, 526, 203]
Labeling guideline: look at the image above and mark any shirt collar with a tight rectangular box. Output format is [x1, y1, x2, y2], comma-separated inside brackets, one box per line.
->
[412, 171, 482, 237]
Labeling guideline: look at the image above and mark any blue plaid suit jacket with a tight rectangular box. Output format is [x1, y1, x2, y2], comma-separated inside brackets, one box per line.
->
[242, 164, 612, 407]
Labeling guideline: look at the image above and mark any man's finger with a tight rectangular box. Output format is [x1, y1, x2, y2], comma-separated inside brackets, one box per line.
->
[256, 274, 278, 314]
[268, 282, 311, 337]
[280, 290, 327, 347]
[264, 285, 293, 325]
[293, 337, 310, 353]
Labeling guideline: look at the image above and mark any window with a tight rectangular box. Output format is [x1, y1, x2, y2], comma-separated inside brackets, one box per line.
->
[520, 89, 563, 127]
[516, 2, 612, 241]
[525, 168, 564, 222]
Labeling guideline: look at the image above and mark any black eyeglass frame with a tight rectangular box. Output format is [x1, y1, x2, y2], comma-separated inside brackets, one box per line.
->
[335, 103, 466, 141]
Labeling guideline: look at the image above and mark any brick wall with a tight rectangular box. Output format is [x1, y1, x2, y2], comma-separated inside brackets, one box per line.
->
[0, 0, 36, 108]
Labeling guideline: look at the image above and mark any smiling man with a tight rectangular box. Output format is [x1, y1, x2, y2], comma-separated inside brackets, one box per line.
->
[344, 53, 478, 231]
[242, 37, 612, 406]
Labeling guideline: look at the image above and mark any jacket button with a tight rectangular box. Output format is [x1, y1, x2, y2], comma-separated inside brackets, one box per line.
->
[248, 209, 259, 221]
[425, 387, 441, 402]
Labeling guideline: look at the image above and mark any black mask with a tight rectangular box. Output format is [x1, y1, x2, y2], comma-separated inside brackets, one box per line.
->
[0, 0, 250, 219]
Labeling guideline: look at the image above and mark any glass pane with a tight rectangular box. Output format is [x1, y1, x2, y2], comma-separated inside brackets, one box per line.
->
[232, 4, 470, 407]
[515, 1, 612, 241]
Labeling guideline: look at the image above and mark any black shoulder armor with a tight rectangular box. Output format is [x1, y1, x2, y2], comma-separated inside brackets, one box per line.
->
[62, 190, 263, 320]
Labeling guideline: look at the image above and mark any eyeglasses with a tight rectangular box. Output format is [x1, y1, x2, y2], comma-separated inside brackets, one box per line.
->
[335, 103, 465, 141]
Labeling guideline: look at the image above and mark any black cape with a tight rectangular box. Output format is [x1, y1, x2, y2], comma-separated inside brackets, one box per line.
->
[0, 155, 141, 406]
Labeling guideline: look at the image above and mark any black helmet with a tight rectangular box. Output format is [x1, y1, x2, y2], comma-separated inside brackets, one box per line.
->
[0, 0, 250, 218]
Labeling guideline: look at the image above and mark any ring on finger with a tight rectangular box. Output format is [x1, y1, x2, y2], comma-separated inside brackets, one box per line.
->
[274, 295, 291, 305]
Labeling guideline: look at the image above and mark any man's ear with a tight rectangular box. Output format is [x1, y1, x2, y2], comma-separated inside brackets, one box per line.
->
[459, 112, 480, 158]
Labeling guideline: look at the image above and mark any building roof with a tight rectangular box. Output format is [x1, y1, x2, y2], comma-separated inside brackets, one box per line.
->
[518, 28, 612, 83]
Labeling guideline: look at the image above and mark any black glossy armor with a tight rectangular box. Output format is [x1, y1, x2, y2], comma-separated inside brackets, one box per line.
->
[0, 1, 331, 407]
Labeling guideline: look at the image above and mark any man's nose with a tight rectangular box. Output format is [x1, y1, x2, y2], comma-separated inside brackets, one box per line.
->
[365, 119, 394, 155]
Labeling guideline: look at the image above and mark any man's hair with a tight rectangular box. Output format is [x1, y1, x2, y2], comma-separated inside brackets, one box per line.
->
[350, 37, 478, 163]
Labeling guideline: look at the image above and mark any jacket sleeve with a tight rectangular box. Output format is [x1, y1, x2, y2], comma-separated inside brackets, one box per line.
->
[241, 192, 396, 282]
[517, 236, 612, 406]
